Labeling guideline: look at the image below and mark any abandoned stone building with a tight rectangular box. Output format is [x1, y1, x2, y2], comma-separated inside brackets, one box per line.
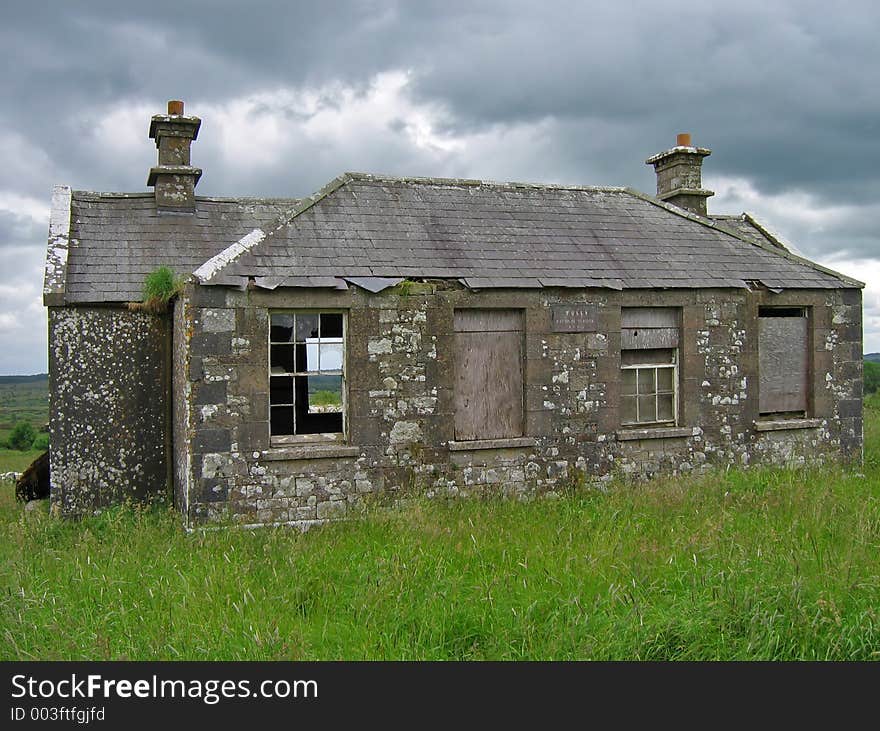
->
[43, 102, 864, 526]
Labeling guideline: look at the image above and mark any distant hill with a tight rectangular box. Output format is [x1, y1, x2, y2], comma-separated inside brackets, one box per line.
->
[865, 353, 880, 363]
[0, 375, 49, 431]
[0, 374, 48, 384]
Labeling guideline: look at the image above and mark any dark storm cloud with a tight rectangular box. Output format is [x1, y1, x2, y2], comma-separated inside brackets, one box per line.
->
[0, 210, 44, 248]
[1, 0, 879, 371]
[5, 1, 878, 201]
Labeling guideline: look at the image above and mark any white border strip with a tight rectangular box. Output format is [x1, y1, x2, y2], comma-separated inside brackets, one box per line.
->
[193, 227, 265, 282]
[43, 184, 72, 301]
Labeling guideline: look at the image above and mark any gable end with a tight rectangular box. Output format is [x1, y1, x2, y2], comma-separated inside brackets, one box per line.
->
[43, 184, 72, 306]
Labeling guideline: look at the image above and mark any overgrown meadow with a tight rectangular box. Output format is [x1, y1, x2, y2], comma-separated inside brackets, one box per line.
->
[1, 395, 878, 660]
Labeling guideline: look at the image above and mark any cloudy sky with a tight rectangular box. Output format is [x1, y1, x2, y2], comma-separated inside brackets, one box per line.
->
[1, 0, 878, 374]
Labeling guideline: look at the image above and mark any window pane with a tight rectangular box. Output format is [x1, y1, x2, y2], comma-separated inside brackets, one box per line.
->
[303, 340, 320, 372]
[270, 406, 294, 435]
[321, 313, 343, 338]
[270, 376, 293, 405]
[621, 395, 638, 424]
[270, 344, 295, 374]
[319, 341, 344, 371]
[307, 375, 343, 414]
[658, 393, 674, 421]
[622, 368, 637, 396]
[638, 395, 657, 423]
[657, 367, 674, 392]
[295, 313, 319, 342]
[270, 314, 295, 343]
[637, 368, 656, 395]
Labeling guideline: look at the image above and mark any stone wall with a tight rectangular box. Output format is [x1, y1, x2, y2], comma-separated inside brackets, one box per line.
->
[179, 283, 862, 528]
[49, 306, 170, 516]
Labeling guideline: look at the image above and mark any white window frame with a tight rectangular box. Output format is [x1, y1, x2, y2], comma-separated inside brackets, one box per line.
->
[620, 357, 678, 427]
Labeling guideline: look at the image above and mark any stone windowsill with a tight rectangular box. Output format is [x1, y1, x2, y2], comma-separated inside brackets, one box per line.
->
[754, 418, 823, 432]
[616, 426, 699, 441]
[260, 443, 360, 461]
[448, 436, 537, 452]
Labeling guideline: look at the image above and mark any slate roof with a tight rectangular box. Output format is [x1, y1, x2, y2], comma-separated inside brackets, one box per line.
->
[55, 173, 861, 304]
[201, 173, 861, 291]
[63, 192, 297, 303]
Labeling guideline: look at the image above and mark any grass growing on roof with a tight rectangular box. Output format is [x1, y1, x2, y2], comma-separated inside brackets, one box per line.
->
[129, 266, 184, 313]
[143, 266, 182, 302]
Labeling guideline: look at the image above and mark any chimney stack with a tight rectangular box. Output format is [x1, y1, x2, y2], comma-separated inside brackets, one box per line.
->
[646, 133, 713, 216]
[147, 100, 202, 211]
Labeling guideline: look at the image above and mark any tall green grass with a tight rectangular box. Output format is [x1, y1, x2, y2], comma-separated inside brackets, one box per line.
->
[2, 454, 878, 660]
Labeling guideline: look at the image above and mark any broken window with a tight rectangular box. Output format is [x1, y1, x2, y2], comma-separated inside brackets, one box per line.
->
[620, 308, 679, 426]
[758, 306, 809, 417]
[454, 309, 524, 441]
[269, 312, 345, 439]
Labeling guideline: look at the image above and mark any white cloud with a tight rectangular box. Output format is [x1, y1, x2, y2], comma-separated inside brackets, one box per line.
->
[0, 191, 49, 225]
[709, 175, 880, 260]
[0, 246, 46, 374]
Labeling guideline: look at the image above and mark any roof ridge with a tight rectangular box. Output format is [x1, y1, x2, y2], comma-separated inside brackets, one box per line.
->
[344, 171, 628, 193]
[194, 173, 354, 283]
[627, 188, 864, 289]
[72, 190, 301, 204]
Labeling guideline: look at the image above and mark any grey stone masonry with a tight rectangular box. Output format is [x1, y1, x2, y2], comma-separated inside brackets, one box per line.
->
[147, 100, 202, 211]
[646, 135, 714, 216]
[175, 281, 862, 528]
[49, 306, 170, 516]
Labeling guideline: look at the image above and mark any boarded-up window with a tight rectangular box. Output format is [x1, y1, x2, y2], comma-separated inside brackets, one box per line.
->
[758, 307, 809, 415]
[454, 309, 524, 441]
[621, 308, 679, 426]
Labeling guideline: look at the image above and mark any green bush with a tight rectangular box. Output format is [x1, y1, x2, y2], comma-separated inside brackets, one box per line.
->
[30, 433, 49, 451]
[865, 360, 880, 394]
[8, 422, 36, 451]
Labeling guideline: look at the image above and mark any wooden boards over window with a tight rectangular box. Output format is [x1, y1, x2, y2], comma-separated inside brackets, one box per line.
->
[759, 308, 809, 415]
[621, 307, 679, 349]
[454, 309, 524, 441]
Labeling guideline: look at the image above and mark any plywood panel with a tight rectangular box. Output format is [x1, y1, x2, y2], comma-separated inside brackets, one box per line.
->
[621, 307, 678, 328]
[759, 316, 808, 413]
[454, 309, 524, 440]
[454, 309, 523, 333]
[621, 327, 679, 349]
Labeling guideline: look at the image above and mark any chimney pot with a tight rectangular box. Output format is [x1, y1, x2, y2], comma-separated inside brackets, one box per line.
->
[168, 100, 184, 115]
[676, 132, 692, 147]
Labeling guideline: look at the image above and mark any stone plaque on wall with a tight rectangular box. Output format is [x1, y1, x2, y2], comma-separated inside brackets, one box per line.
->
[551, 304, 599, 332]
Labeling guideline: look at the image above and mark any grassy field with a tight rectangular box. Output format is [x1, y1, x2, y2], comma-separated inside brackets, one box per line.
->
[0, 374, 48, 434]
[0, 374, 48, 472]
[0, 394, 877, 660]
